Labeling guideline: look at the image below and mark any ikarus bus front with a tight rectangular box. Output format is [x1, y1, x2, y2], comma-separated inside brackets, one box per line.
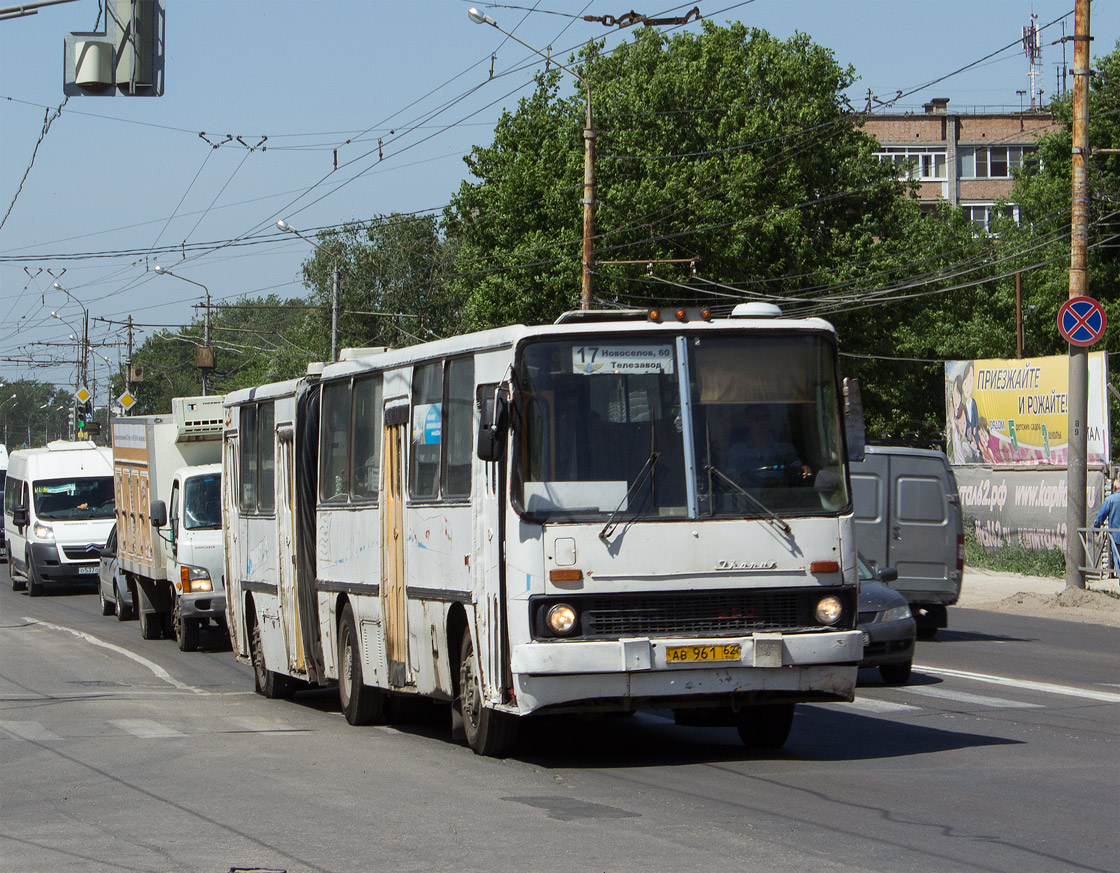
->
[223, 307, 863, 757]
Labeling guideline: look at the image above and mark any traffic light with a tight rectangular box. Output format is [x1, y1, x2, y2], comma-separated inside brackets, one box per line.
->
[76, 400, 93, 433]
[68, 408, 77, 435]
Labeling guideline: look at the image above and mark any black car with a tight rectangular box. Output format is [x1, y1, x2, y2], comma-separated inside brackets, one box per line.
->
[858, 554, 917, 684]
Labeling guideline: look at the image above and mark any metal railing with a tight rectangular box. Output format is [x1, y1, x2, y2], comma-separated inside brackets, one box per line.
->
[1077, 526, 1119, 581]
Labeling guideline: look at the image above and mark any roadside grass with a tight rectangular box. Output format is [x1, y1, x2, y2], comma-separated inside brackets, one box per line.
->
[963, 522, 1066, 577]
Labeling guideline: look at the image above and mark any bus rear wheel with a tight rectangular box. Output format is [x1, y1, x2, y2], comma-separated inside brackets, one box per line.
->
[337, 602, 384, 725]
[250, 612, 295, 699]
[458, 631, 517, 757]
[736, 703, 795, 750]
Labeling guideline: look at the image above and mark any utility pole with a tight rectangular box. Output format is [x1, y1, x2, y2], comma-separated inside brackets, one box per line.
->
[331, 266, 340, 363]
[1065, 0, 1090, 591]
[1015, 273, 1023, 358]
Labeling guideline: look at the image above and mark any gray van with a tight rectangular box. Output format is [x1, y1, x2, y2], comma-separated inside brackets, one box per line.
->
[850, 445, 964, 638]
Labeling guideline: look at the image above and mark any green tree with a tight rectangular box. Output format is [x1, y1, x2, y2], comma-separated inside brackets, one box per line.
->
[443, 22, 910, 328]
[119, 294, 311, 414]
[1003, 37, 1120, 449]
[300, 214, 464, 352]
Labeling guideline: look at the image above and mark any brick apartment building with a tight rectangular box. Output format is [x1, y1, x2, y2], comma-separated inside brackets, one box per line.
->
[861, 98, 1059, 230]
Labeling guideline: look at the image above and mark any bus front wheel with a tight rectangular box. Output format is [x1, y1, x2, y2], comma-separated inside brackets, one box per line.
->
[337, 602, 384, 725]
[736, 703, 795, 750]
[457, 631, 517, 757]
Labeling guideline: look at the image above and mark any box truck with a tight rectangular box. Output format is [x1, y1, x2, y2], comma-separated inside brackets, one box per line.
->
[112, 396, 225, 650]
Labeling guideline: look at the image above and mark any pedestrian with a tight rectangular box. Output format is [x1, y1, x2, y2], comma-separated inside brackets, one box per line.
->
[1094, 475, 1120, 579]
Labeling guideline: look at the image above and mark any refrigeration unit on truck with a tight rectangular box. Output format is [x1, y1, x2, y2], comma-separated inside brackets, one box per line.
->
[112, 396, 225, 651]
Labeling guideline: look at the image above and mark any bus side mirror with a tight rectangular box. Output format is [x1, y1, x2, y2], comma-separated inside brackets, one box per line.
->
[150, 500, 167, 528]
[844, 377, 866, 463]
[12, 506, 28, 528]
[476, 386, 509, 463]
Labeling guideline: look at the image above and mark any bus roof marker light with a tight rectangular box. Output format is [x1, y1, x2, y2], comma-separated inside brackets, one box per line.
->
[731, 302, 783, 318]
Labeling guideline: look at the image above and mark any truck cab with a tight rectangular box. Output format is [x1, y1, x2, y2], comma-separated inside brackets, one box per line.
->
[150, 464, 224, 650]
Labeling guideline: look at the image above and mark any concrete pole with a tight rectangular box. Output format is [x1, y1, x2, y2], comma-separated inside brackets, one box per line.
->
[581, 99, 595, 310]
[1065, 0, 1090, 590]
[331, 266, 340, 362]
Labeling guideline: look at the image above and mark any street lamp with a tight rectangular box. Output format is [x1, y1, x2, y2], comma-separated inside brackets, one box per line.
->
[154, 265, 213, 395]
[469, 7, 595, 309]
[52, 281, 90, 387]
[278, 220, 342, 361]
[0, 392, 16, 444]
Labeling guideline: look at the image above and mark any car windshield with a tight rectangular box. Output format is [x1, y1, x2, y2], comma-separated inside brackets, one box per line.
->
[513, 332, 849, 522]
[857, 554, 875, 582]
[183, 473, 221, 530]
[33, 476, 115, 520]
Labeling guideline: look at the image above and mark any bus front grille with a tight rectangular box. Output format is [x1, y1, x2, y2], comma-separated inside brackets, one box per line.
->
[531, 588, 857, 640]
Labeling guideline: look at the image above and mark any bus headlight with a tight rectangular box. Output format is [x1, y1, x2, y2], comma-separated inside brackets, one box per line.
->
[33, 522, 54, 541]
[179, 565, 213, 593]
[547, 603, 578, 636]
[814, 595, 843, 626]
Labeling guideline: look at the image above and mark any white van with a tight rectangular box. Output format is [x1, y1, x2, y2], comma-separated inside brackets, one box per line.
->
[4, 440, 115, 596]
[850, 445, 964, 638]
[0, 443, 8, 561]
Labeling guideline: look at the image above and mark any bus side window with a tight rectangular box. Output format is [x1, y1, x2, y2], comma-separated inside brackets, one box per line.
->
[351, 375, 383, 500]
[320, 381, 352, 503]
[409, 363, 442, 499]
[443, 357, 474, 497]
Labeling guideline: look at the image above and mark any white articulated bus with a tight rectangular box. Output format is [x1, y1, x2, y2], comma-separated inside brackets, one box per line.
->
[223, 306, 864, 756]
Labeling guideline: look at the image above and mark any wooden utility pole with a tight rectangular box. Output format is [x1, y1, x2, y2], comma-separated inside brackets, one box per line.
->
[1065, 0, 1090, 590]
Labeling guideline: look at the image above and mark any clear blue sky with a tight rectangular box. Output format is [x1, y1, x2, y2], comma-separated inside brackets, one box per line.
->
[2, 0, 1116, 398]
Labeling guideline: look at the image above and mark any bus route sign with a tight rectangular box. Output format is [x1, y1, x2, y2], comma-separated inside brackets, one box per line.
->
[1057, 296, 1106, 347]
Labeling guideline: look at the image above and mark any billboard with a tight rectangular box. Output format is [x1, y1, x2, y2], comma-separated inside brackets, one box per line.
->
[945, 353, 1109, 467]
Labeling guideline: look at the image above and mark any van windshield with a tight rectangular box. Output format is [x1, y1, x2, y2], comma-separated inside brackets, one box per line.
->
[33, 476, 115, 520]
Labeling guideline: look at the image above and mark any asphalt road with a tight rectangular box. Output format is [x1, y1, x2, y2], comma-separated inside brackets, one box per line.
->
[1, 566, 1117, 873]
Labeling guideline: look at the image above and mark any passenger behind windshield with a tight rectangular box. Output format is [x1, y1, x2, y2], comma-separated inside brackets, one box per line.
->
[724, 405, 812, 488]
[184, 475, 222, 530]
[34, 477, 115, 520]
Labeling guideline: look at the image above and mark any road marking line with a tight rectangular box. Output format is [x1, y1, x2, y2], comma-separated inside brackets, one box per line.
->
[902, 686, 1042, 709]
[916, 665, 1120, 704]
[111, 719, 186, 738]
[22, 617, 208, 695]
[0, 720, 62, 741]
[843, 697, 921, 713]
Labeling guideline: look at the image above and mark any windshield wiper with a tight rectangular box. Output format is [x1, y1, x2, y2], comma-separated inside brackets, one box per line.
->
[599, 451, 660, 541]
[705, 464, 792, 535]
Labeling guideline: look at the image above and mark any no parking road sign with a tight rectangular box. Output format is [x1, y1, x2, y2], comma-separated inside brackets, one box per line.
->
[1057, 296, 1106, 347]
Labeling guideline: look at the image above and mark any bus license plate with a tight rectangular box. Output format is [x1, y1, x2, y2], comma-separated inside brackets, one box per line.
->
[665, 644, 741, 663]
[78, 565, 98, 575]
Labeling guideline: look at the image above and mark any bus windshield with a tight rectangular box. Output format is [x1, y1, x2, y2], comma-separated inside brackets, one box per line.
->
[514, 333, 849, 522]
[32, 476, 115, 520]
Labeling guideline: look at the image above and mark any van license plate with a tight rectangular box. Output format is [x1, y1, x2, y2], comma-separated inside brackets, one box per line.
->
[665, 644, 741, 663]
[78, 565, 98, 575]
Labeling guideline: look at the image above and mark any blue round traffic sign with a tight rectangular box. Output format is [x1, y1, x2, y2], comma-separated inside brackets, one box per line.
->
[1057, 296, 1106, 347]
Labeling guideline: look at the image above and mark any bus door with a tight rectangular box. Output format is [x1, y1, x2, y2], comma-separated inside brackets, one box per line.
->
[382, 402, 410, 687]
[276, 428, 305, 673]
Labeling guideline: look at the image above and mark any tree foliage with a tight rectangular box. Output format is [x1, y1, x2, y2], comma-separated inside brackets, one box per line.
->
[443, 22, 910, 328]
[300, 214, 464, 351]
[119, 294, 311, 415]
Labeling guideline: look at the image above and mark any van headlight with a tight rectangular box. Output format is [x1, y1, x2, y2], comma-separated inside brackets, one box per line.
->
[179, 565, 213, 593]
[33, 522, 54, 541]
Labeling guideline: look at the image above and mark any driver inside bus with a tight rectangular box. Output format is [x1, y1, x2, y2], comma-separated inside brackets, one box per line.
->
[725, 405, 811, 488]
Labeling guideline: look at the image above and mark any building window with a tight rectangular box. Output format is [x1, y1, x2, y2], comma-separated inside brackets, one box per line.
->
[874, 147, 948, 181]
[962, 203, 1019, 232]
[960, 146, 1034, 179]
